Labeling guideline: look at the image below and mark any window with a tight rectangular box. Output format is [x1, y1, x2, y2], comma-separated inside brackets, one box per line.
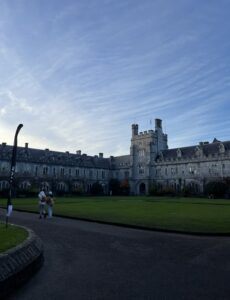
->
[0, 181, 9, 191]
[156, 169, 161, 176]
[139, 149, 145, 157]
[43, 167, 48, 175]
[76, 169, 79, 176]
[139, 165, 144, 174]
[61, 168, 65, 176]
[57, 182, 65, 191]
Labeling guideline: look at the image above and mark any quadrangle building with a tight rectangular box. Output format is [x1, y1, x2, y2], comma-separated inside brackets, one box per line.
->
[0, 118, 229, 195]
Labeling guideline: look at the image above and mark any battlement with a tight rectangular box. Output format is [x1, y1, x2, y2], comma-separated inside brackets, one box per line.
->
[131, 118, 168, 154]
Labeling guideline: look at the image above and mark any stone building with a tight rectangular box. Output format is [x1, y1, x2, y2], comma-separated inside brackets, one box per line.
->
[0, 119, 229, 195]
[128, 119, 230, 194]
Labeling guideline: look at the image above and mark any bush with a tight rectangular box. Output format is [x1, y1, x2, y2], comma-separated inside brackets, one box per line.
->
[120, 179, 130, 195]
[204, 181, 228, 198]
[181, 186, 196, 197]
[0, 188, 9, 198]
[149, 183, 176, 196]
[109, 179, 121, 195]
[149, 183, 158, 196]
[158, 187, 176, 197]
[71, 186, 83, 196]
[90, 182, 104, 196]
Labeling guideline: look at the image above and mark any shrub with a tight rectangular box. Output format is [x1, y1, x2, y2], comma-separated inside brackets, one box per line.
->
[149, 183, 176, 196]
[72, 186, 83, 196]
[90, 182, 104, 196]
[120, 179, 130, 195]
[204, 181, 228, 198]
[181, 185, 196, 197]
[149, 183, 158, 196]
[109, 178, 121, 195]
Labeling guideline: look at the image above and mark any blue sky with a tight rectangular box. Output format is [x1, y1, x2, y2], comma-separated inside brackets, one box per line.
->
[0, 0, 229, 157]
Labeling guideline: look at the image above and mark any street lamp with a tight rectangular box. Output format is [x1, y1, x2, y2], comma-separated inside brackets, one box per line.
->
[6, 124, 23, 228]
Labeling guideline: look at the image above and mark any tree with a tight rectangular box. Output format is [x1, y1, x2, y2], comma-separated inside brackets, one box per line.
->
[120, 179, 130, 195]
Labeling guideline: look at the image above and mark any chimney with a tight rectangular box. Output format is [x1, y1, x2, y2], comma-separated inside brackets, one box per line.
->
[76, 150, 81, 155]
[131, 124, 138, 137]
[25, 142, 28, 148]
[99, 153, 103, 158]
[155, 119, 162, 130]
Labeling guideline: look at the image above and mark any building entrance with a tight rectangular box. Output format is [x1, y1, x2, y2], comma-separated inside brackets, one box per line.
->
[139, 183, 146, 194]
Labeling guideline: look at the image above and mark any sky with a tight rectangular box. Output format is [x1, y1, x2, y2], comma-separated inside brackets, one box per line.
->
[0, 0, 230, 157]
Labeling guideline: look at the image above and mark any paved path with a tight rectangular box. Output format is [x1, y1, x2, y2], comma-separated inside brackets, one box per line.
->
[2, 210, 230, 300]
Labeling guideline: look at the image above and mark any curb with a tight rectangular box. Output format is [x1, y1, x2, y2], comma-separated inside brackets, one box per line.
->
[0, 225, 44, 300]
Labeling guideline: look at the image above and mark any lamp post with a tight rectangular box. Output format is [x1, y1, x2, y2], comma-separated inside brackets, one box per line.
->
[6, 124, 23, 228]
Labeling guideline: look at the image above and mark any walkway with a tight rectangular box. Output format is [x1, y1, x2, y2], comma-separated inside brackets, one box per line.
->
[3, 210, 230, 300]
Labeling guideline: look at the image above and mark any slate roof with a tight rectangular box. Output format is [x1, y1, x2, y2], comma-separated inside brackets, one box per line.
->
[0, 145, 110, 169]
[159, 140, 230, 160]
[112, 155, 130, 168]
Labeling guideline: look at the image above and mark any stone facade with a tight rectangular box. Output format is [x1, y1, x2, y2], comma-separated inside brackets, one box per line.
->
[0, 119, 229, 195]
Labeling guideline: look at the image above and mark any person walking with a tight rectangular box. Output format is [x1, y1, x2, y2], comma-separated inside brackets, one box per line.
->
[46, 191, 54, 218]
[38, 189, 47, 219]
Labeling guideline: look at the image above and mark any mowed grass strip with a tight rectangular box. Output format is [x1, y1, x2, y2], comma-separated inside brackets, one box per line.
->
[0, 223, 28, 253]
[3, 196, 230, 233]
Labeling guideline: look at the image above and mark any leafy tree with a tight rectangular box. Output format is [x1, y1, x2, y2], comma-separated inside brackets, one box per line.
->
[120, 179, 130, 195]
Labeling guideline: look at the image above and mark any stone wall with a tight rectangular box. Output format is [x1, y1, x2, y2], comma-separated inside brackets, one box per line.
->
[0, 226, 44, 299]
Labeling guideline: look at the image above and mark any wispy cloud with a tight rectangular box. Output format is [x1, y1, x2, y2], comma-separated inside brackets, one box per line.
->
[0, 0, 229, 156]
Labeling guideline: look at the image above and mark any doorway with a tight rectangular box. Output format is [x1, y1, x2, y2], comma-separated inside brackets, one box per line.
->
[139, 183, 146, 194]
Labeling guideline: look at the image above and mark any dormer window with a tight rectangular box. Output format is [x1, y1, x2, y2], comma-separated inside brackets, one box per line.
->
[195, 146, 202, 157]
[177, 149, 182, 158]
[219, 143, 225, 153]
[159, 152, 164, 160]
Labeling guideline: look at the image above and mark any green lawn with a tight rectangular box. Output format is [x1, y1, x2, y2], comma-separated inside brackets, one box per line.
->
[0, 223, 28, 253]
[1, 196, 230, 233]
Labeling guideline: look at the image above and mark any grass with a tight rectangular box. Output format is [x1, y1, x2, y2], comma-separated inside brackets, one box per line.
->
[1, 196, 230, 234]
[0, 223, 28, 253]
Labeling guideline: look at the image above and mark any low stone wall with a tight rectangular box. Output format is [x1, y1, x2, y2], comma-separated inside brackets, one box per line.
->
[0, 226, 44, 299]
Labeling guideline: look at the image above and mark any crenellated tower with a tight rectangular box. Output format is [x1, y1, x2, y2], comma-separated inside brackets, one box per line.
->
[129, 118, 168, 194]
